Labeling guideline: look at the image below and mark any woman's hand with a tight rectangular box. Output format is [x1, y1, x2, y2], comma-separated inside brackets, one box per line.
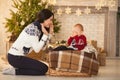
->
[41, 24, 49, 35]
[49, 23, 54, 35]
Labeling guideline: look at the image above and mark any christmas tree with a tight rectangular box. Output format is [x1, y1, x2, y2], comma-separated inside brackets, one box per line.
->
[5, 0, 61, 42]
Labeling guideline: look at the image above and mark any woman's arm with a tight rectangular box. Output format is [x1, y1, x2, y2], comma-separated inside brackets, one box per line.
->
[24, 24, 49, 53]
[30, 34, 49, 53]
[30, 24, 54, 53]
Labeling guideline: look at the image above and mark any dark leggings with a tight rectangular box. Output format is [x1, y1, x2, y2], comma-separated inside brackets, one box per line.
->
[8, 53, 48, 75]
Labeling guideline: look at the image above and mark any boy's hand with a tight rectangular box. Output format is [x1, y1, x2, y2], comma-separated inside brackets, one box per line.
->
[71, 31, 77, 37]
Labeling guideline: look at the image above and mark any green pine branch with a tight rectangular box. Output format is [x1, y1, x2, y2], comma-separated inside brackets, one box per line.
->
[5, 0, 61, 42]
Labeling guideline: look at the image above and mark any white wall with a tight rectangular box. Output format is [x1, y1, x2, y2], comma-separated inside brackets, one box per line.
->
[55, 13, 105, 48]
[0, 0, 13, 54]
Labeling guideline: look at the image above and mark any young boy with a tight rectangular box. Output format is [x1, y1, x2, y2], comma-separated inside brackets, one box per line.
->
[52, 23, 87, 51]
[67, 23, 87, 50]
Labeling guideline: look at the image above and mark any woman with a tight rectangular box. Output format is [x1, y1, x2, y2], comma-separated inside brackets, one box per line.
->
[2, 9, 54, 75]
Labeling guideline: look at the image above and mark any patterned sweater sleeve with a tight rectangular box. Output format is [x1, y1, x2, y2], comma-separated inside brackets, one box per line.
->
[30, 34, 48, 53]
[25, 24, 49, 53]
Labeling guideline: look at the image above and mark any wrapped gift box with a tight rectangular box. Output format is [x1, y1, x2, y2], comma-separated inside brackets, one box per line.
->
[49, 50, 99, 76]
[97, 52, 106, 66]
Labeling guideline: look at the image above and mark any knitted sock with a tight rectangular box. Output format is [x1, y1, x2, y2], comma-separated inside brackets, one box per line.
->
[2, 67, 15, 75]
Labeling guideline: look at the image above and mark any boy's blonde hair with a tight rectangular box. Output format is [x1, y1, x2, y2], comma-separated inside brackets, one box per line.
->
[74, 23, 84, 31]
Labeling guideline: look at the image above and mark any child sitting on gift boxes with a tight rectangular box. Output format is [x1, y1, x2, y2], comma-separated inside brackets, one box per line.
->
[67, 23, 87, 50]
[52, 23, 87, 51]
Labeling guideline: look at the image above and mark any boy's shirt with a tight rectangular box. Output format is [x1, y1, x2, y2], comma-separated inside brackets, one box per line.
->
[67, 35, 87, 50]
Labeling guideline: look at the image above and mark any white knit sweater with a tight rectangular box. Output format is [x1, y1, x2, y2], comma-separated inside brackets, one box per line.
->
[8, 22, 49, 56]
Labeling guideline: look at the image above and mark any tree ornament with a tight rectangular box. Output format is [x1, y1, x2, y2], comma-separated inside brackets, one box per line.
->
[38, 2, 42, 5]
[20, 20, 25, 26]
[42, 0, 46, 3]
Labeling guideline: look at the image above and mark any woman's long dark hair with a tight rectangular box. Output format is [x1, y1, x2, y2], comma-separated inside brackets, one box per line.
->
[35, 9, 54, 23]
